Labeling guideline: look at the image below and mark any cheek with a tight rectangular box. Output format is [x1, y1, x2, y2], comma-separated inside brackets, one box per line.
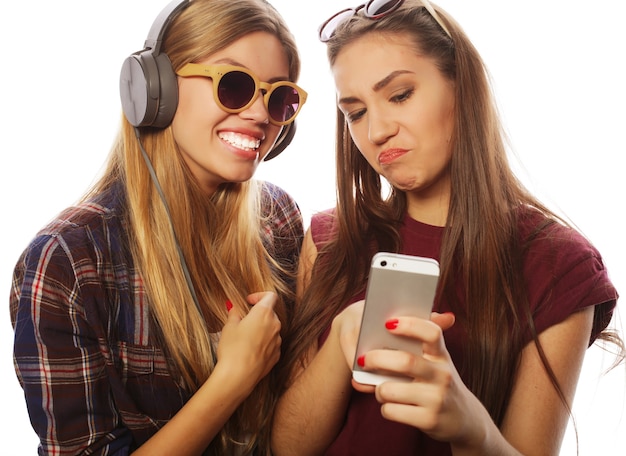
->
[259, 124, 284, 159]
[174, 78, 222, 127]
[345, 124, 381, 170]
[347, 123, 369, 155]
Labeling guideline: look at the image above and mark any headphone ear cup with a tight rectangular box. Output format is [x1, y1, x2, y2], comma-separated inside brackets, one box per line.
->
[151, 53, 178, 128]
[264, 121, 297, 161]
[119, 50, 178, 128]
[120, 52, 151, 127]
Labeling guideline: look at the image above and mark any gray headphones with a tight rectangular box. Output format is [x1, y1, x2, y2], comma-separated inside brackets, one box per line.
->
[119, 0, 295, 160]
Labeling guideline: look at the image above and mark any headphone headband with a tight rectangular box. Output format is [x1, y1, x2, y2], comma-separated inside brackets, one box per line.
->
[144, 0, 190, 54]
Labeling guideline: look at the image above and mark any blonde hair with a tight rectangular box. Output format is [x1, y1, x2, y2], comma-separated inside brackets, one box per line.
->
[86, 0, 301, 453]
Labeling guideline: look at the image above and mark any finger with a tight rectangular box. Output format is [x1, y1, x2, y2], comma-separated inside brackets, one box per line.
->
[351, 378, 376, 393]
[376, 376, 447, 408]
[246, 291, 277, 309]
[225, 305, 242, 324]
[386, 318, 448, 358]
[430, 312, 455, 331]
[219, 299, 240, 321]
[363, 349, 435, 382]
[379, 401, 440, 432]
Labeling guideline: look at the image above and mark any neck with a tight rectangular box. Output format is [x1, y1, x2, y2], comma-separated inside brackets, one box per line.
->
[405, 191, 449, 227]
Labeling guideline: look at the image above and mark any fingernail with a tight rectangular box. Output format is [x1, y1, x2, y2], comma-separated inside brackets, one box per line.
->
[226, 300, 233, 312]
[357, 355, 365, 367]
[385, 319, 399, 330]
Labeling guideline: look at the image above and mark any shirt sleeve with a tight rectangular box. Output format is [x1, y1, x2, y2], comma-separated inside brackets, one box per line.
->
[310, 208, 337, 248]
[261, 181, 305, 273]
[10, 234, 133, 455]
[523, 221, 618, 345]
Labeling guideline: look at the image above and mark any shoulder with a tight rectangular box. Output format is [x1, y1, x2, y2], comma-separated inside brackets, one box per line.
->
[518, 207, 606, 279]
[15, 186, 129, 285]
[517, 206, 617, 343]
[257, 181, 304, 257]
[38, 187, 126, 253]
[259, 181, 302, 225]
[310, 207, 338, 247]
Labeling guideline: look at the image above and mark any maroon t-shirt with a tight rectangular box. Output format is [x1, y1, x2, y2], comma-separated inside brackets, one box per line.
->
[311, 208, 617, 456]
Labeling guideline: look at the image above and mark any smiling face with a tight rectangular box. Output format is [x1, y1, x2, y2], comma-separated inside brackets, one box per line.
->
[332, 32, 455, 224]
[171, 31, 289, 195]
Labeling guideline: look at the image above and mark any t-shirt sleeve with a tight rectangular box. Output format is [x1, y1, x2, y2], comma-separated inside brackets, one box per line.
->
[260, 180, 305, 269]
[524, 222, 618, 345]
[310, 208, 337, 249]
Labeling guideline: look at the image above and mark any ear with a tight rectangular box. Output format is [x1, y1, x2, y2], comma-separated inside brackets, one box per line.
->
[264, 121, 297, 161]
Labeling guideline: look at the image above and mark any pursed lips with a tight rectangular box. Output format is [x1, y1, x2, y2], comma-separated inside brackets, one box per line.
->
[378, 148, 408, 165]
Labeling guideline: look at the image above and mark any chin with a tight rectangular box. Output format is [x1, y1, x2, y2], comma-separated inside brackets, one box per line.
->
[226, 168, 259, 184]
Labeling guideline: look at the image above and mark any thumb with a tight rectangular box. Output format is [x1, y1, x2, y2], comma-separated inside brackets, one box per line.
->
[246, 291, 277, 310]
[430, 312, 455, 331]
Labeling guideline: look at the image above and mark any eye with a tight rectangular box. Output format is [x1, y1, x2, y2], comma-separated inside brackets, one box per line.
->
[345, 108, 366, 123]
[390, 88, 414, 104]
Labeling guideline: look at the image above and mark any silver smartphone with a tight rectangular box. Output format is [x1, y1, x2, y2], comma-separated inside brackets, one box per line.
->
[352, 252, 440, 385]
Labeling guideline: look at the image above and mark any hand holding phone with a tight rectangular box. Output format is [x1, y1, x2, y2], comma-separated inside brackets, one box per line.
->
[352, 252, 440, 385]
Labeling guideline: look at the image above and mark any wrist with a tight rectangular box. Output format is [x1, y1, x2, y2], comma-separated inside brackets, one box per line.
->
[450, 414, 520, 456]
[208, 360, 256, 401]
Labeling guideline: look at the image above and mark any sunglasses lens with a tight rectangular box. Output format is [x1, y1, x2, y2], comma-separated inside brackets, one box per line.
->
[268, 86, 301, 123]
[365, 0, 402, 17]
[217, 71, 256, 110]
[319, 9, 354, 42]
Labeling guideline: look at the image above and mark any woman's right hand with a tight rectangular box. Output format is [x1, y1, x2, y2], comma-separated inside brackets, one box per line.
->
[215, 291, 282, 394]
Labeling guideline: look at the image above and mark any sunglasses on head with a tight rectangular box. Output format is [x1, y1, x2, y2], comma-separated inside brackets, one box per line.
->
[176, 63, 308, 126]
[318, 0, 451, 42]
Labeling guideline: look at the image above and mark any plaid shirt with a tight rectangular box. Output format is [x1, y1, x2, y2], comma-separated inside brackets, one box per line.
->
[10, 180, 303, 455]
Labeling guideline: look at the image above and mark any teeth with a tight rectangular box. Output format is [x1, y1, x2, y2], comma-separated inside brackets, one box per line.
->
[219, 132, 261, 151]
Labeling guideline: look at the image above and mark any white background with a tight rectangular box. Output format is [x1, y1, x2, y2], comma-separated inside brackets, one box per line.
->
[1, 1, 624, 453]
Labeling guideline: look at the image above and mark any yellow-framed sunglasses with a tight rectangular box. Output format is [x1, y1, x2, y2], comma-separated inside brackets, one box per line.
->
[176, 63, 308, 126]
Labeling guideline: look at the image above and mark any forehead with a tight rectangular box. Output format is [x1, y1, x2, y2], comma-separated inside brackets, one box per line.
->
[207, 31, 290, 79]
[331, 32, 427, 90]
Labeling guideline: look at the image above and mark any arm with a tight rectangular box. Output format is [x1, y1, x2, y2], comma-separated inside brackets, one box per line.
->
[271, 230, 360, 455]
[135, 292, 282, 455]
[497, 306, 593, 455]
[366, 306, 594, 456]
[11, 236, 282, 455]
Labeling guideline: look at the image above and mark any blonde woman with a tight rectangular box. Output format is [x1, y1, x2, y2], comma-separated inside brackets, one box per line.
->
[10, 0, 306, 454]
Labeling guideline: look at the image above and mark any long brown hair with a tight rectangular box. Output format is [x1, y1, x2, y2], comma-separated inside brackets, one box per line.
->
[84, 0, 302, 453]
[284, 0, 622, 429]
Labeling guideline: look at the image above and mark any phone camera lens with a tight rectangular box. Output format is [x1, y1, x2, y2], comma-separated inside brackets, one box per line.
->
[380, 260, 387, 267]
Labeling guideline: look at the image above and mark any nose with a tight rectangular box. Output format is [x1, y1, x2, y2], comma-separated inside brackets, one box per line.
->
[368, 108, 397, 145]
[240, 89, 270, 124]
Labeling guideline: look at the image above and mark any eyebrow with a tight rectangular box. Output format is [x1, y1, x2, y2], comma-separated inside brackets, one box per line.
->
[210, 58, 290, 84]
[338, 70, 415, 106]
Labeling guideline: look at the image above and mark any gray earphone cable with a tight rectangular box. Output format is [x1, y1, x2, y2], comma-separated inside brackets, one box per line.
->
[134, 128, 217, 363]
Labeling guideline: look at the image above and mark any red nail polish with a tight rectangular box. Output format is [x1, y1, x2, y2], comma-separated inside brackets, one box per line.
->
[225, 300, 233, 312]
[385, 319, 399, 330]
[357, 355, 365, 367]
